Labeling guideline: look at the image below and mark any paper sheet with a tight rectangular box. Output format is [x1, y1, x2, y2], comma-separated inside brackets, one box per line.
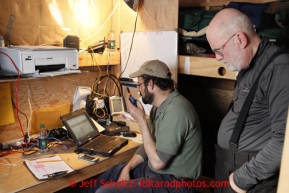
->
[0, 82, 15, 126]
[36, 70, 82, 77]
[184, 57, 191, 75]
[24, 155, 74, 180]
[90, 117, 105, 132]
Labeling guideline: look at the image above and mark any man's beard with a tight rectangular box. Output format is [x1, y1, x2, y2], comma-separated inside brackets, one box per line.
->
[141, 86, 154, 104]
[222, 49, 243, 72]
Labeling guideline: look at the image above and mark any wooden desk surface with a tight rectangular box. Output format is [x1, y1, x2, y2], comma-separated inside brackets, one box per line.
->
[0, 140, 140, 193]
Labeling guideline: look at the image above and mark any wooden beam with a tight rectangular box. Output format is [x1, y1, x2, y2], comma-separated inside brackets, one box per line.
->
[78, 51, 120, 67]
[178, 55, 236, 80]
[277, 106, 289, 193]
[179, 0, 274, 8]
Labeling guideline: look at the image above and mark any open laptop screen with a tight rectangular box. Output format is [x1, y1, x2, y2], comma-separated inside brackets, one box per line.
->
[66, 113, 95, 140]
[61, 109, 99, 145]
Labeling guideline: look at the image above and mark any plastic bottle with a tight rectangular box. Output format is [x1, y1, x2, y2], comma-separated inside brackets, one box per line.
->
[38, 124, 48, 153]
[107, 29, 116, 52]
[0, 35, 4, 47]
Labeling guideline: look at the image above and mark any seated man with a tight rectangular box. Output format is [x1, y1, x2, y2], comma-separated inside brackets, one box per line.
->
[83, 60, 202, 193]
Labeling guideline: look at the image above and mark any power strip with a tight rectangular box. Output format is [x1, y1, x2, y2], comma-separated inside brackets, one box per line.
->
[0, 134, 39, 150]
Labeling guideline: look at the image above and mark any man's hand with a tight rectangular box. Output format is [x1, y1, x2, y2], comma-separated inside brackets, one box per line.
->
[229, 173, 247, 193]
[117, 154, 144, 182]
[126, 97, 146, 123]
[118, 166, 130, 182]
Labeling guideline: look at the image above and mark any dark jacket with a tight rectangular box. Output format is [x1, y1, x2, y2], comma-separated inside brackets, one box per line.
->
[218, 38, 289, 189]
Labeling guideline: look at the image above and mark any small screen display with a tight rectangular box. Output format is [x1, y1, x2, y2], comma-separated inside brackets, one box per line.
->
[112, 98, 123, 112]
[109, 96, 124, 115]
[66, 113, 95, 140]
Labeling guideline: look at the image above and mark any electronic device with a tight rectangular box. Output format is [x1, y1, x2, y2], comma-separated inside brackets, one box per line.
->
[63, 35, 79, 51]
[78, 154, 99, 163]
[47, 127, 68, 139]
[115, 121, 126, 126]
[101, 122, 129, 136]
[60, 108, 128, 157]
[109, 96, 125, 116]
[123, 131, 137, 137]
[127, 87, 137, 107]
[121, 83, 152, 116]
[0, 46, 78, 75]
[85, 95, 109, 121]
[87, 39, 107, 53]
[72, 86, 92, 111]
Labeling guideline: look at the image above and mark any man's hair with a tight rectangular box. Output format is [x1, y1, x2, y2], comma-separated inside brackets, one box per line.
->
[218, 9, 256, 38]
[141, 74, 175, 91]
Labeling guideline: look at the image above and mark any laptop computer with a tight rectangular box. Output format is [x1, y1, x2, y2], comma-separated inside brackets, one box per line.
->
[60, 108, 128, 157]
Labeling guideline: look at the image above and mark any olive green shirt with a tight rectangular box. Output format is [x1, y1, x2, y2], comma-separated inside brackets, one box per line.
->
[148, 90, 202, 179]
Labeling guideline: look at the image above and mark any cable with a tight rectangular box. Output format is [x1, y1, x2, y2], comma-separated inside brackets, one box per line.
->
[103, 52, 111, 96]
[0, 52, 28, 150]
[81, 40, 103, 75]
[0, 156, 23, 166]
[47, 137, 73, 151]
[11, 99, 28, 130]
[95, 74, 122, 96]
[26, 80, 33, 142]
[119, 9, 139, 79]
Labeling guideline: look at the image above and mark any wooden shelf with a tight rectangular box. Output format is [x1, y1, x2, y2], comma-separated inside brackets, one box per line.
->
[78, 51, 120, 67]
[178, 55, 237, 80]
[179, 0, 274, 8]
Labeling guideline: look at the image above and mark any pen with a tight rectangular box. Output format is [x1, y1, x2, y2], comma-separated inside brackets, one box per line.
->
[43, 170, 68, 178]
[24, 154, 56, 160]
[36, 160, 62, 163]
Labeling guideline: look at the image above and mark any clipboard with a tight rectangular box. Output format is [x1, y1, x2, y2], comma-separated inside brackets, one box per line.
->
[24, 155, 74, 180]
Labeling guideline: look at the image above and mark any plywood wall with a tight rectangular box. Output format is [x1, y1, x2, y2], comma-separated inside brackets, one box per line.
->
[119, 0, 178, 32]
[0, 66, 121, 142]
[0, 0, 219, 143]
[0, 0, 113, 48]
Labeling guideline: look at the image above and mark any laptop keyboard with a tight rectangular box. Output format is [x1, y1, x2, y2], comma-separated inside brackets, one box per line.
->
[90, 135, 113, 148]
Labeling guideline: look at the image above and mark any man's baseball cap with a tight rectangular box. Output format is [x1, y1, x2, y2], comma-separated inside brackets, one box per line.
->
[129, 60, 171, 79]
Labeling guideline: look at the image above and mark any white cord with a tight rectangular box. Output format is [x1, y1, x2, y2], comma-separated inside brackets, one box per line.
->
[0, 156, 24, 166]
[102, 52, 111, 96]
[82, 0, 120, 42]
[26, 80, 32, 142]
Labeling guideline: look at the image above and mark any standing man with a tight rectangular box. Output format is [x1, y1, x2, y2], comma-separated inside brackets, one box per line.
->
[206, 8, 289, 193]
[83, 60, 202, 193]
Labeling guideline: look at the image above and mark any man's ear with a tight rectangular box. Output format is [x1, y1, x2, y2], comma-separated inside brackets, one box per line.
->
[148, 79, 154, 91]
[237, 32, 248, 49]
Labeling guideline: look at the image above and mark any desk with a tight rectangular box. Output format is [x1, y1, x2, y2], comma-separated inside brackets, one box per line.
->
[0, 140, 140, 193]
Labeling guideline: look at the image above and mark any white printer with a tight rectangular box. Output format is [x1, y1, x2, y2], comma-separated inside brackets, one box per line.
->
[0, 46, 79, 76]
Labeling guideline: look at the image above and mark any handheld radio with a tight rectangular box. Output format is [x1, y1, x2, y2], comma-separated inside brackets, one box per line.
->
[127, 87, 137, 107]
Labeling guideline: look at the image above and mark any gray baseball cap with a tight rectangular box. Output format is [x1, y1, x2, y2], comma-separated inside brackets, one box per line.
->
[129, 60, 171, 79]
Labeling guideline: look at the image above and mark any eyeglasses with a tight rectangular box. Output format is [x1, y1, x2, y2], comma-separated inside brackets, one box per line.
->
[136, 82, 144, 87]
[212, 34, 236, 56]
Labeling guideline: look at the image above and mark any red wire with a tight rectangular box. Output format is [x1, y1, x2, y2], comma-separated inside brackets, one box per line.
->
[0, 51, 28, 150]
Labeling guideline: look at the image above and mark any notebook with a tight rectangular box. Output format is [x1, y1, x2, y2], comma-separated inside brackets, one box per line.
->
[60, 108, 128, 157]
